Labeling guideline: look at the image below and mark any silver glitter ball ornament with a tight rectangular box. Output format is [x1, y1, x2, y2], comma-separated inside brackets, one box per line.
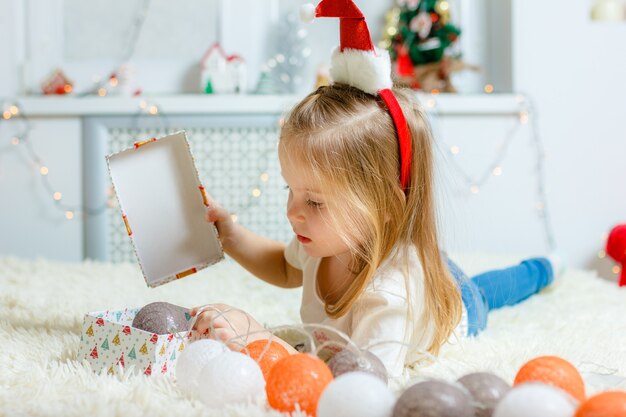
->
[132, 301, 189, 334]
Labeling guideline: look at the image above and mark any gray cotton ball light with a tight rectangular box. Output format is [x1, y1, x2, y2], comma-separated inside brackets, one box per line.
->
[457, 372, 511, 417]
[392, 379, 475, 417]
[327, 348, 388, 384]
[132, 301, 190, 334]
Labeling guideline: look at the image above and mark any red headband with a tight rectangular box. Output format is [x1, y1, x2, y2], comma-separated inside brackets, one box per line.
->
[379, 89, 412, 192]
[301, 0, 412, 193]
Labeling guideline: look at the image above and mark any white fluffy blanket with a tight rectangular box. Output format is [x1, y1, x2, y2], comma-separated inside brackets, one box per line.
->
[1, 255, 625, 416]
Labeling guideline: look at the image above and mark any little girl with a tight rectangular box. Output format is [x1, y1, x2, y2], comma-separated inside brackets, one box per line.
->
[192, 0, 556, 380]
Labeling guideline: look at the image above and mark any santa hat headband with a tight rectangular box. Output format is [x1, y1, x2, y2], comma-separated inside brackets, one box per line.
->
[301, 0, 412, 192]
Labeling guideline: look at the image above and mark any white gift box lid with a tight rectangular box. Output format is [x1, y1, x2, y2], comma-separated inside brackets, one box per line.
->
[106, 131, 223, 287]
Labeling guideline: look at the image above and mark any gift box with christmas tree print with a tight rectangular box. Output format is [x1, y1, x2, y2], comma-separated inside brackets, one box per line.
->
[77, 307, 200, 376]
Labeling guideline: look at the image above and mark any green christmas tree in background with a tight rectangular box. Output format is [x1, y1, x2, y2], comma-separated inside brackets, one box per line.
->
[383, 0, 472, 92]
[388, 0, 461, 65]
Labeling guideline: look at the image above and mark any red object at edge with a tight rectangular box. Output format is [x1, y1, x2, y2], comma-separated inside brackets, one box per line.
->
[605, 224, 626, 286]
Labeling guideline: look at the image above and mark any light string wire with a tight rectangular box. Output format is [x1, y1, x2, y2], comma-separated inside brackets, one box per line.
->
[0, 98, 175, 218]
[122, 305, 626, 395]
[77, 0, 152, 97]
[3, 93, 557, 253]
[1, 100, 279, 228]
[0, 0, 153, 218]
[425, 94, 557, 252]
[0, 99, 112, 216]
[522, 94, 557, 252]
[171, 306, 464, 387]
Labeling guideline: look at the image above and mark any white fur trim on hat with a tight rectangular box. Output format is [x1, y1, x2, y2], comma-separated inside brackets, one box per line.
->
[329, 46, 393, 95]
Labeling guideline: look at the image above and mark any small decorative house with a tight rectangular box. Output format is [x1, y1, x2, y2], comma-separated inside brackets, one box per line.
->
[200, 43, 246, 94]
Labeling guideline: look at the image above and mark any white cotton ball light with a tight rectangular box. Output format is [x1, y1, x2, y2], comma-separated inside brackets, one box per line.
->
[196, 351, 266, 407]
[299, 3, 316, 23]
[493, 382, 578, 417]
[175, 339, 228, 396]
[317, 372, 395, 417]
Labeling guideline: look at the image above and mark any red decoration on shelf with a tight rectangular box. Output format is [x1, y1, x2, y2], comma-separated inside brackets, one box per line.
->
[396, 46, 416, 78]
[41, 69, 73, 95]
[606, 224, 626, 286]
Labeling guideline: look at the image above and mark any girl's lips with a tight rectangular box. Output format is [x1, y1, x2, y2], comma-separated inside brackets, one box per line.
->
[297, 235, 311, 244]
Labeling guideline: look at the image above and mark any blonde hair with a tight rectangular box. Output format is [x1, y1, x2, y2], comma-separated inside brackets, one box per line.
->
[279, 83, 462, 354]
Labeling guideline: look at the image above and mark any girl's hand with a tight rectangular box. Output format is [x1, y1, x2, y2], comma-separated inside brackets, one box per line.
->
[190, 303, 270, 350]
[204, 195, 237, 249]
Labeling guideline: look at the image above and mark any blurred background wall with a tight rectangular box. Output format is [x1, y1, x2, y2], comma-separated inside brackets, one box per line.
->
[0, 0, 624, 279]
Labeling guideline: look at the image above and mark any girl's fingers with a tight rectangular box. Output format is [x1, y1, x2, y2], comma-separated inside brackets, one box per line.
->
[194, 311, 231, 335]
[205, 206, 218, 221]
[189, 304, 257, 351]
[205, 206, 229, 223]
[190, 304, 213, 316]
[212, 328, 239, 345]
[193, 311, 215, 333]
[190, 303, 230, 317]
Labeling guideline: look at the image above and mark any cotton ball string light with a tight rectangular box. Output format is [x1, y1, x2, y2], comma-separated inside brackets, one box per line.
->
[132, 301, 189, 334]
[493, 382, 578, 417]
[327, 348, 388, 384]
[457, 372, 511, 417]
[196, 351, 265, 406]
[392, 379, 475, 417]
[317, 371, 395, 417]
[575, 391, 626, 417]
[514, 356, 586, 402]
[175, 339, 228, 396]
[243, 339, 290, 380]
[266, 353, 334, 416]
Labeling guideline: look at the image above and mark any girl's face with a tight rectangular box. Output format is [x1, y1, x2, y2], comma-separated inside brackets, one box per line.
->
[279, 148, 351, 259]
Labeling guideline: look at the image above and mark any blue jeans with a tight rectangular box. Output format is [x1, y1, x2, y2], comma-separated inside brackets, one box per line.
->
[446, 257, 554, 336]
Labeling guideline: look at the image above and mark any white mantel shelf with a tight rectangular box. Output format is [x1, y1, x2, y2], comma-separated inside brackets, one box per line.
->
[14, 93, 524, 117]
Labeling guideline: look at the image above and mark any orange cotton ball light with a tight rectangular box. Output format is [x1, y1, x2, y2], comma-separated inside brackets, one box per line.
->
[244, 339, 290, 380]
[266, 353, 334, 416]
[514, 356, 586, 402]
[575, 391, 626, 417]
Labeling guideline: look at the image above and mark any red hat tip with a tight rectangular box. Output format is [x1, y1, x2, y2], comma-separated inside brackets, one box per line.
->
[315, 0, 364, 18]
[312, 0, 374, 52]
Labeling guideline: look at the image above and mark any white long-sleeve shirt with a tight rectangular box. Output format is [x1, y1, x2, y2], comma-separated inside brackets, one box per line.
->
[284, 238, 466, 381]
